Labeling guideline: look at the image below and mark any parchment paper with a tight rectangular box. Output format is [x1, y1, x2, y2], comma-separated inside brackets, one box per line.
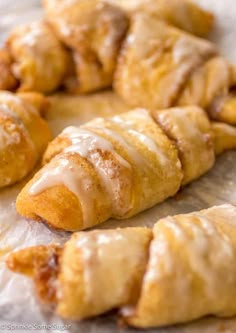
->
[0, 1, 236, 332]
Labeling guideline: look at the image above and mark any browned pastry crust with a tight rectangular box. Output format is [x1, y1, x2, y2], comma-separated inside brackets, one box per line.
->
[0, 49, 18, 91]
[212, 121, 236, 155]
[6, 21, 70, 94]
[7, 244, 61, 304]
[15, 106, 236, 231]
[41, 0, 215, 94]
[114, 14, 217, 109]
[139, 0, 214, 37]
[114, 13, 236, 125]
[0, 91, 52, 188]
[108, 0, 214, 37]
[43, 0, 129, 93]
[7, 204, 236, 328]
[153, 107, 215, 185]
[208, 89, 236, 125]
[0, 0, 219, 105]
[178, 57, 236, 111]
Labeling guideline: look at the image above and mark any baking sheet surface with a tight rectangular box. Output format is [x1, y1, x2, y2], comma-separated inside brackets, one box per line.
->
[0, 1, 236, 332]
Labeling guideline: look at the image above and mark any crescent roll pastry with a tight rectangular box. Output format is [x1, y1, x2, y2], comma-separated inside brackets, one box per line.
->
[153, 107, 215, 185]
[108, 0, 214, 37]
[0, 91, 51, 188]
[0, 49, 18, 91]
[6, 21, 70, 94]
[16, 108, 182, 231]
[0, 0, 216, 97]
[43, 0, 129, 94]
[177, 57, 236, 124]
[7, 204, 236, 328]
[124, 204, 236, 328]
[16, 106, 236, 231]
[208, 89, 236, 125]
[212, 121, 236, 155]
[114, 14, 236, 125]
[114, 14, 217, 110]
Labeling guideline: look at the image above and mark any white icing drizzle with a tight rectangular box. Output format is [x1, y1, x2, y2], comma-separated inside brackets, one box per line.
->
[111, 112, 169, 166]
[29, 159, 98, 228]
[0, 103, 36, 153]
[145, 229, 174, 283]
[0, 125, 21, 148]
[30, 126, 132, 221]
[0, 104, 22, 123]
[63, 127, 131, 215]
[0, 105, 22, 147]
[127, 129, 168, 166]
[87, 125, 146, 167]
[28, 108, 177, 223]
[0, 92, 38, 117]
[76, 231, 127, 303]
[75, 229, 148, 305]
[173, 37, 195, 64]
[87, 122, 168, 185]
[20, 23, 44, 47]
[146, 208, 236, 303]
[62, 127, 114, 157]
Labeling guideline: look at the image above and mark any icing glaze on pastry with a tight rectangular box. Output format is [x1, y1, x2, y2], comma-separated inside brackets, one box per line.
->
[7, 205, 236, 327]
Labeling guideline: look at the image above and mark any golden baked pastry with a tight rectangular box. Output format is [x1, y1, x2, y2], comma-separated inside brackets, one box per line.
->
[6, 21, 70, 94]
[108, 0, 214, 37]
[42, 0, 214, 94]
[0, 91, 51, 188]
[43, 0, 129, 93]
[0, 0, 221, 115]
[153, 106, 214, 185]
[208, 89, 236, 125]
[212, 121, 236, 155]
[124, 204, 236, 328]
[178, 57, 236, 119]
[0, 49, 18, 91]
[114, 14, 217, 109]
[15, 106, 236, 231]
[114, 14, 236, 124]
[0, 0, 213, 95]
[7, 204, 236, 328]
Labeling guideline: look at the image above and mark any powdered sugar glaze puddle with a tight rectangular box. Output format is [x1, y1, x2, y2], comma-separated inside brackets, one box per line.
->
[0, 0, 236, 332]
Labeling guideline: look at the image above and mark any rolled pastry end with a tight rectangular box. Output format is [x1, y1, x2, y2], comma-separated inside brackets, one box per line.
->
[212, 122, 236, 155]
[6, 21, 71, 94]
[16, 184, 83, 231]
[16, 153, 112, 231]
[56, 228, 151, 320]
[7, 227, 152, 319]
[0, 49, 18, 90]
[208, 92, 236, 125]
[7, 244, 61, 304]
